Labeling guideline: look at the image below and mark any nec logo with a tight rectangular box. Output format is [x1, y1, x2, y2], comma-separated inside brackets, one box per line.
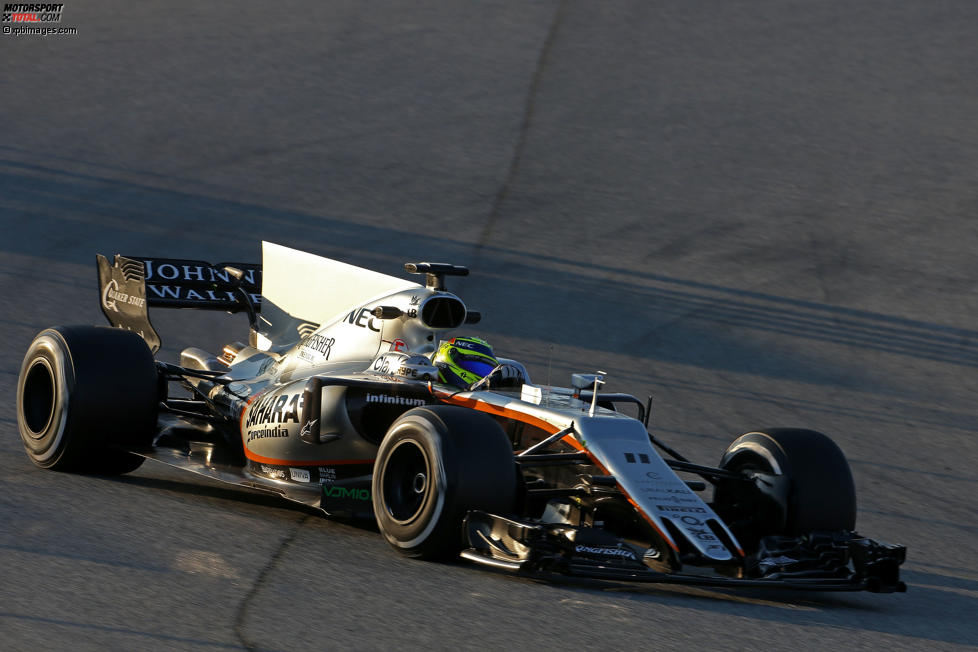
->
[344, 307, 380, 332]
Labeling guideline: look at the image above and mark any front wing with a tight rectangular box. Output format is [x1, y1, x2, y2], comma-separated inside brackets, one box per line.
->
[462, 511, 907, 593]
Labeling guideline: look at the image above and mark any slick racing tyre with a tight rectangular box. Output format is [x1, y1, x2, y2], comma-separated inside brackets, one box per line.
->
[373, 406, 517, 560]
[712, 428, 856, 549]
[16, 326, 159, 474]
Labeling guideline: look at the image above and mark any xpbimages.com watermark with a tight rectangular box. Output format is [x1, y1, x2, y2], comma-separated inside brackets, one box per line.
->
[2, 3, 77, 35]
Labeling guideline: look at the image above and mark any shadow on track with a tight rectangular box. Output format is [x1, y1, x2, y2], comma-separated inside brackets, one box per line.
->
[485, 566, 978, 647]
[107, 471, 380, 533]
[2, 156, 975, 388]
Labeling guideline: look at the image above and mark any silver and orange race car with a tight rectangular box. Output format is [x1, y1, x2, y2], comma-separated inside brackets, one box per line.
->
[15, 242, 906, 592]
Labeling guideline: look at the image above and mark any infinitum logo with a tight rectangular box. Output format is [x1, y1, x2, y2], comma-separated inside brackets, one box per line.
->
[1, 3, 64, 22]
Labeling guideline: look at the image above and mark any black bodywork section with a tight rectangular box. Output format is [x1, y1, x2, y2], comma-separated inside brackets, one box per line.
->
[147, 372, 436, 519]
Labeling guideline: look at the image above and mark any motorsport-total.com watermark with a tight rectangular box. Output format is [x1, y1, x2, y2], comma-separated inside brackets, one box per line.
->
[2, 3, 77, 36]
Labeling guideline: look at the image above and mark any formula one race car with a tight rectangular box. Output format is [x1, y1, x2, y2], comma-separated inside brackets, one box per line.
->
[15, 242, 906, 592]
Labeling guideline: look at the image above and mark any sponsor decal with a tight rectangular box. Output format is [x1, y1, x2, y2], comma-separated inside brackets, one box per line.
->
[301, 334, 335, 360]
[409, 295, 422, 306]
[101, 278, 145, 313]
[245, 392, 303, 428]
[624, 452, 652, 464]
[144, 260, 259, 286]
[147, 285, 261, 304]
[365, 393, 425, 407]
[323, 486, 371, 501]
[656, 505, 707, 514]
[638, 484, 692, 496]
[296, 322, 320, 338]
[299, 419, 319, 439]
[318, 467, 336, 485]
[675, 514, 720, 543]
[643, 547, 662, 560]
[372, 354, 399, 374]
[130, 259, 262, 306]
[102, 279, 119, 312]
[259, 464, 286, 480]
[2, 2, 75, 34]
[289, 468, 311, 483]
[660, 486, 691, 494]
[371, 352, 436, 380]
[390, 339, 408, 352]
[246, 424, 289, 443]
[344, 306, 380, 332]
[2, 3, 64, 22]
[396, 365, 432, 379]
[574, 545, 637, 561]
[644, 492, 700, 504]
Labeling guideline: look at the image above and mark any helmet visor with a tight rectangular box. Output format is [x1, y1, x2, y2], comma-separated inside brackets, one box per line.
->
[457, 357, 497, 379]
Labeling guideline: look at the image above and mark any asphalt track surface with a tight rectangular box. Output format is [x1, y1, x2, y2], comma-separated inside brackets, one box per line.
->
[2, 1, 977, 650]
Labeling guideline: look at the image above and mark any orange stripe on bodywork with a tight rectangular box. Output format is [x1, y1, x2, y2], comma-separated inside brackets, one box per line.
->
[244, 449, 374, 467]
[436, 392, 583, 451]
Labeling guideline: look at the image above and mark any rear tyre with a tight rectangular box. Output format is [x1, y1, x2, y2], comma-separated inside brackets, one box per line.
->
[372, 406, 517, 560]
[16, 326, 159, 474]
[713, 428, 856, 549]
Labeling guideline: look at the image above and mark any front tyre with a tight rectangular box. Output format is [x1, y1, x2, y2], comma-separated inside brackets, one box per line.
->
[713, 428, 856, 550]
[372, 406, 517, 560]
[16, 326, 159, 474]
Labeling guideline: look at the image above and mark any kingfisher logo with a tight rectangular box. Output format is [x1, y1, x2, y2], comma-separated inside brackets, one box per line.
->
[2, 3, 64, 22]
[575, 545, 637, 561]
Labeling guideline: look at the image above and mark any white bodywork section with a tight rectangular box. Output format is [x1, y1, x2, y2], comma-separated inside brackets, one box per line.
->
[259, 241, 421, 349]
[577, 416, 737, 561]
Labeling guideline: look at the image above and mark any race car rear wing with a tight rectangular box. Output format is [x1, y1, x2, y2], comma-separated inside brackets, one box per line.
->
[96, 254, 261, 353]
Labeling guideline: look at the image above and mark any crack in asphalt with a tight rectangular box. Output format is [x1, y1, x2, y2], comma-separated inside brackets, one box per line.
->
[472, 0, 568, 262]
[234, 513, 310, 652]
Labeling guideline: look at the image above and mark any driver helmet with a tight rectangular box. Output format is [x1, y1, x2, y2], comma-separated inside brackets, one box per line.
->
[432, 336, 499, 388]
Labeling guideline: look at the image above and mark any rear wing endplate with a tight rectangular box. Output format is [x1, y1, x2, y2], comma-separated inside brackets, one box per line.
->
[96, 254, 262, 353]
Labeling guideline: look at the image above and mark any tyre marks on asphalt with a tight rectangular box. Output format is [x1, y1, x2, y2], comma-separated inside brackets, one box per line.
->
[474, 0, 568, 258]
[234, 513, 311, 652]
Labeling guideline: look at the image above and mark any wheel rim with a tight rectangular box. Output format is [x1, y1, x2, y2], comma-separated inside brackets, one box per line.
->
[381, 439, 432, 525]
[22, 359, 56, 438]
